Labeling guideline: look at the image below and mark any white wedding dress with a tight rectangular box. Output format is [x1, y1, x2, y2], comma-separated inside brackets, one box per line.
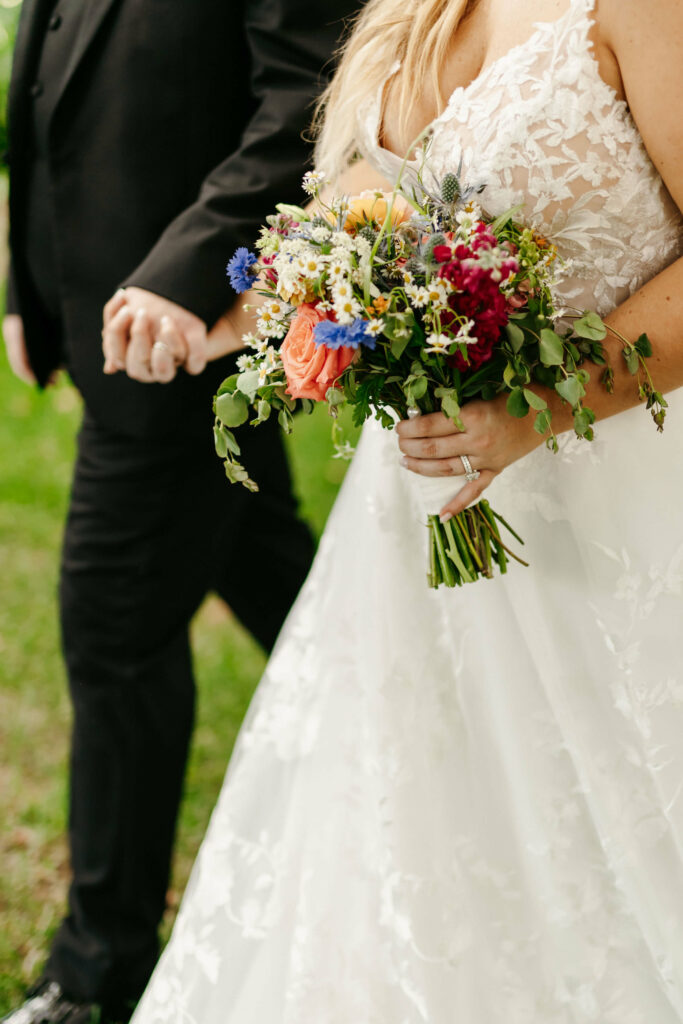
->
[132, 2, 683, 1020]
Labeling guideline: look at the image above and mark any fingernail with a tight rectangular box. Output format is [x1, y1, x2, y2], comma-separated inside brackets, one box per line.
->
[115, 288, 127, 297]
[439, 512, 453, 524]
[135, 307, 147, 319]
[399, 456, 409, 468]
[161, 316, 172, 329]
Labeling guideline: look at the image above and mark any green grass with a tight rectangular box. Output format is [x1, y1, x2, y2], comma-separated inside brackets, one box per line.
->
[0, 343, 354, 1012]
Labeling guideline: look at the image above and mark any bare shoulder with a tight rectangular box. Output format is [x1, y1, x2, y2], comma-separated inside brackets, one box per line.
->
[599, 0, 683, 208]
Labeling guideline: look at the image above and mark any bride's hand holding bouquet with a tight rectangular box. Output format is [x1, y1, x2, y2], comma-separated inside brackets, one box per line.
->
[212, 164, 665, 588]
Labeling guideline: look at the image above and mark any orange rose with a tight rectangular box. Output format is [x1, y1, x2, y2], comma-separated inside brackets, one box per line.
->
[280, 304, 355, 402]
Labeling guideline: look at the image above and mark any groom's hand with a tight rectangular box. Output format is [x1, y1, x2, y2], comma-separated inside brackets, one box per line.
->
[3, 314, 38, 386]
[102, 287, 208, 382]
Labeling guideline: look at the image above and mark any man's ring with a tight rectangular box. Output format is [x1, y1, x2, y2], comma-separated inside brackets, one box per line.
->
[152, 340, 176, 361]
[460, 455, 480, 483]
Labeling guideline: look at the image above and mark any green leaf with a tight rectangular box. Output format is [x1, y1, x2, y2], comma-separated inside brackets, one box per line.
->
[278, 409, 293, 434]
[391, 335, 410, 360]
[505, 322, 525, 354]
[555, 376, 586, 406]
[539, 328, 565, 366]
[574, 408, 593, 435]
[503, 362, 517, 387]
[215, 391, 249, 428]
[223, 430, 241, 456]
[406, 377, 428, 402]
[216, 374, 240, 397]
[213, 425, 228, 459]
[326, 387, 346, 407]
[236, 370, 261, 402]
[507, 388, 530, 418]
[441, 392, 461, 421]
[634, 332, 653, 358]
[574, 311, 607, 341]
[534, 409, 553, 435]
[523, 388, 548, 411]
[255, 399, 271, 423]
[624, 348, 640, 375]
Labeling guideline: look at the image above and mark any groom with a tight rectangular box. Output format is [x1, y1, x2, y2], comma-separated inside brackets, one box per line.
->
[2, 1, 360, 1022]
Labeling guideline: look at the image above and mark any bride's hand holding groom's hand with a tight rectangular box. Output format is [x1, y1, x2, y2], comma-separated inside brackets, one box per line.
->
[101, 287, 249, 383]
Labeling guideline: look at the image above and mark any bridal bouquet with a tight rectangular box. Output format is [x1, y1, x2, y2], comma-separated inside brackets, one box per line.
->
[215, 167, 665, 588]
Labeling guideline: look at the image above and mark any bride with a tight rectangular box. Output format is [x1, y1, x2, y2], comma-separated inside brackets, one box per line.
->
[127, 0, 683, 1019]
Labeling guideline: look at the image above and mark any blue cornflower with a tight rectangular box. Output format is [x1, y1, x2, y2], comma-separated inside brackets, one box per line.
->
[226, 248, 258, 294]
[314, 318, 377, 351]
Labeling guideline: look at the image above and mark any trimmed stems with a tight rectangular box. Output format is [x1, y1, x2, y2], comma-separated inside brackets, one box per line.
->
[426, 500, 528, 589]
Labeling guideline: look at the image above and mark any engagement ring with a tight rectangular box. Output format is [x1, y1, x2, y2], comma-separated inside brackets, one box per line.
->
[460, 455, 480, 483]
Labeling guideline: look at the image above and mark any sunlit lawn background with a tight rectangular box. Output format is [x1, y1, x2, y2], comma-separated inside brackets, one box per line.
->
[0, 0, 353, 1010]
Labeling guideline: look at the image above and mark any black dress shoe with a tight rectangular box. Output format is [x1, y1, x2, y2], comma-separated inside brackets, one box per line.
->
[0, 981, 96, 1024]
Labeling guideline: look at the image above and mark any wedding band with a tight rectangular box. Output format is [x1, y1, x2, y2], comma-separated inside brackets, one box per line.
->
[152, 340, 177, 361]
[460, 455, 480, 483]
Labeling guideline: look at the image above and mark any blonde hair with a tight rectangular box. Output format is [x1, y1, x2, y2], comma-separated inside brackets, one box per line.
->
[314, 0, 476, 178]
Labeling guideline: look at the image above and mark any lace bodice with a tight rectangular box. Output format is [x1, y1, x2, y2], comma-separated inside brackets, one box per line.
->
[360, 0, 683, 318]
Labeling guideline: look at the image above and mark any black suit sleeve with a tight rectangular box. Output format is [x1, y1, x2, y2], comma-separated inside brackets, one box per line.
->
[121, 0, 360, 327]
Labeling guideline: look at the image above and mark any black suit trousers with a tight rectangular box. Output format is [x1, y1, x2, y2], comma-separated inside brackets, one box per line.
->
[45, 410, 314, 1009]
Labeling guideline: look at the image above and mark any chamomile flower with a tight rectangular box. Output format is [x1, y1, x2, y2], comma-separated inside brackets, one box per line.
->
[405, 283, 430, 309]
[302, 169, 328, 196]
[236, 353, 256, 371]
[332, 279, 354, 302]
[364, 319, 384, 338]
[296, 254, 326, 279]
[424, 280, 453, 311]
[242, 332, 261, 350]
[327, 256, 350, 283]
[257, 306, 288, 339]
[333, 295, 363, 325]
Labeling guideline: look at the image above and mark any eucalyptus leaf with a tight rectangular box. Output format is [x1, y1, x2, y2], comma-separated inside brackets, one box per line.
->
[624, 348, 640, 375]
[213, 425, 228, 459]
[523, 388, 548, 411]
[215, 391, 249, 428]
[507, 388, 529, 418]
[534, 409, 553, 435]
[505, 322, 525, 354]
[574, 311, 607, 341]
[236, 370, 261, 402]
[555, 376, 585, 406]
[391, 335, 410, 360]
[539, 328, 564, 366]
[441, 392, 461, 421]
[574, 408, 593, 435]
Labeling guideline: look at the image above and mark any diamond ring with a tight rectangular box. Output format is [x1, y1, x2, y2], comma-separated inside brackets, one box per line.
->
[460, 455, 480, 483]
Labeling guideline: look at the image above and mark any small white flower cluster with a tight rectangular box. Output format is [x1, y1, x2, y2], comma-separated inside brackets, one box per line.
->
[403, 272, 454, 313]
[255, 298, 291, 340]
[454, 203, 483, 241]
[238, 331, 283, 385]
[270, 227, 375, 326]
[302, 170, 328, 197]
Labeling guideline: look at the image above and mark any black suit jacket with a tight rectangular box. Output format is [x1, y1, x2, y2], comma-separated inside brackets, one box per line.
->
[6, 0, 360, 437]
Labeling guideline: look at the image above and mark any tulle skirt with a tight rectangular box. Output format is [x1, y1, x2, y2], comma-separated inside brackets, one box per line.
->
[132, 390, 683, 1023]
